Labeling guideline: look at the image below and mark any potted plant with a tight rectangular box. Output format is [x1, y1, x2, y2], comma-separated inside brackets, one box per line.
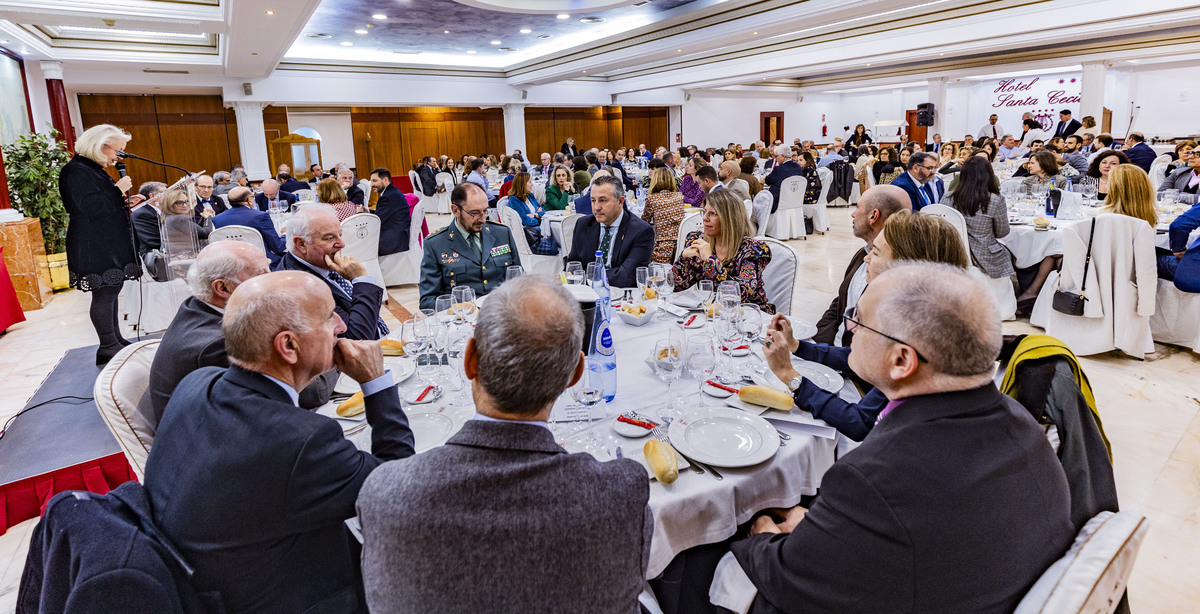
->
[2, 126, 72, 289]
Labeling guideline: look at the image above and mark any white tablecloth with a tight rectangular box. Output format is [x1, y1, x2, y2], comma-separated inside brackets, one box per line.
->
[541, 210, 567, 250]
[1001, 221, 1184, 268]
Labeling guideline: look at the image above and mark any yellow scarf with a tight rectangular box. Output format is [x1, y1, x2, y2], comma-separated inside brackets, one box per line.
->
[1000, 334, 1111, 461]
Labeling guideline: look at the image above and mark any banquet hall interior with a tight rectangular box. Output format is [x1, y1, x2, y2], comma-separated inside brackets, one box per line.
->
[1, 0, 1200, 612]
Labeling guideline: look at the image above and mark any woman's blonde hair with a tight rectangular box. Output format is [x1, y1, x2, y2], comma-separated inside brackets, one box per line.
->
[1104, 165, 1157, 227]
[648, 168, 677, 194]
[162, 188, 191, 216]
[702, 189, 752, 262]
[881, 211, 970, 269]
[76, 124, 131, 165]
[316, 178, 347, 203]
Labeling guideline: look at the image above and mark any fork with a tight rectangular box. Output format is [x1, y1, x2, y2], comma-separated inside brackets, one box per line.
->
[653, 425, 722, 480]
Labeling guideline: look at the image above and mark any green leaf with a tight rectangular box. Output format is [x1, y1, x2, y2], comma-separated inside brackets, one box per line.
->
[3, 125, 71, 253]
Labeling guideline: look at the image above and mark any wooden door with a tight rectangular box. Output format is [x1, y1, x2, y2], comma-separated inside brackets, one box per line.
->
[904, 110, 927, 145]
[760, 112, 784, 144]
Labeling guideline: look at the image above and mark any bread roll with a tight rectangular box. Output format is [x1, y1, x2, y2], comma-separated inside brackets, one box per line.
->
[380, 339, 406, 356]
[643, 440, 679, 484]
[644, 287, 658, 300]
[336, 391, 365, 417]
[738, 385, 794, 410]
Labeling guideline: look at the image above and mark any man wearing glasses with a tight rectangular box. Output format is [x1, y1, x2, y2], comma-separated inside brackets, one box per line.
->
[888, 151, 944, 211]
[418, 182, 521, 310]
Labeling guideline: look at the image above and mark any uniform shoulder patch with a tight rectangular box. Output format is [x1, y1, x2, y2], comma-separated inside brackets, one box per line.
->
[429, 224, 452, 236]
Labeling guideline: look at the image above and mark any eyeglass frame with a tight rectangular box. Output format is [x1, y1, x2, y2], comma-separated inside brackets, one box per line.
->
[843, 305, 929, 363]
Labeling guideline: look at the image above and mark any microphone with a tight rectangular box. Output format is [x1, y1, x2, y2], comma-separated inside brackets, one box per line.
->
[116, 151, 194, 176]
[115, 162, 127, 178]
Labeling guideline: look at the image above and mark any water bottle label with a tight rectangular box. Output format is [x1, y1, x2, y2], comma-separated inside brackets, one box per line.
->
[597, 321, 614, 356]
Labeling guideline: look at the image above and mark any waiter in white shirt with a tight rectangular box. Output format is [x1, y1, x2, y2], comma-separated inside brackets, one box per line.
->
[977, 114, 1005, 141]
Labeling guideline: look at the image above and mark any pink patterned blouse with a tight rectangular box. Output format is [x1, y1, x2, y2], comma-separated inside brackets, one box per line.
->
[672, 230, 775, 313]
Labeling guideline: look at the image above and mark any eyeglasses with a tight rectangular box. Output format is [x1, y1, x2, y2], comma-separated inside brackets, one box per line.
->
[701, 210, 720, 220]
[843, 306, 928, 363]
[919, 165, 938, 171]
[459, 208, 487, 219]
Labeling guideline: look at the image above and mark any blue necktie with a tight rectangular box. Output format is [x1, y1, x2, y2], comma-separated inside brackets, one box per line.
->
[923, 182, 938, 205]
[327, 270, 389, 336]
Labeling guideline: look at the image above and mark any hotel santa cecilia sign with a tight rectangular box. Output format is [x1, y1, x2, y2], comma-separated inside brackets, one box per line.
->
[989, 75, 1082, 130]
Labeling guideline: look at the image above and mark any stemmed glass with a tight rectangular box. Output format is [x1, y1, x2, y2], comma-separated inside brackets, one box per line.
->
[698, 280, 714, 311]
[569, 362, 607, 449]
[635, 266, 649, 295]
[451, 285, 476, 325]
[652, 339, 685, 420]
[714, 295, 743, 381]
[445, 327, 473, 407]
[506, 265, 524, 282]
[565, 261, 584, 285]
[685, 334, 717, 404]
[586, 262, 599, 287]
[435, 294, 455, 327]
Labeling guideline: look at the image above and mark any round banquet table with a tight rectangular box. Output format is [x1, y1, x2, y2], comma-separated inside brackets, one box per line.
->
[998, 212, 1185, 269]
[327, 302, 847, 579]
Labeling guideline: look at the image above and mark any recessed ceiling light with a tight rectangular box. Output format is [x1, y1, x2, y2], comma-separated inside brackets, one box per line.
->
[582, 70, 587, 73]
[557, 14, 569, 19]
[372, 14, 387, 20]
[341, 41, 353, 46]
[676, 49, 682, 52]
[537, 34, 553, 39]
[753, 31, 758, 35]
[491, 40, 501, 45]
[306, 33, 332, 39]
[0, 40, 8, 44]
[444, 30, 450, 34]
[498, 47, 517, 52]
[466, 49, 477, 54]
[579, 17, 605, 23]
[355, 29, 368, 34]
[520, 28, 531, 34]
[265, 10, 274, 15]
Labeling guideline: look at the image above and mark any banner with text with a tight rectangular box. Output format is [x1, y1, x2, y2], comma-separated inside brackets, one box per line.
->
[976, 73, 1083, 136]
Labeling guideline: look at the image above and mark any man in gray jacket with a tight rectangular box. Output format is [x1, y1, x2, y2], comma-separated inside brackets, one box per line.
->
[357, 276, 652, 614]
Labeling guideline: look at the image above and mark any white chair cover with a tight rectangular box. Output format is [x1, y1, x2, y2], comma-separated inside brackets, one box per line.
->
[751, 190, 772, 237]
[358, 179, 372, 207]
[674, 212, 704, 261]
[93, 340, 161, 480]
[1148, 163, 1169, 190]
[498, 205, 561, 276]
[408, 170, 424, 195]
[919, 204, 971, 262]
[560, 213, 584, 260]
[1149, 279, 1200, 352]
[208, 224, 266, 253]
[293, 189, 315, 202]
[742, 199, 754, 225]
[217, 193, 229, 209]
[1015, 511, 1148, 614]
[432, 172, 454, 214]
[379, 202, 426, 287]
[803, 168, 832, 233]
[766, 175, 807, 240]
[983, 273, 1017, 321]
[1029, 214, 1158, 357]
[339, 213, 385, 289]
[1152, 153, 1172, 165]
[760, 237, 798, 315]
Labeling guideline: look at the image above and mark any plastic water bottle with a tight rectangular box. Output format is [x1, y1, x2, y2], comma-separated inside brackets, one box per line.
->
[588, 250, 618, 402]
[636, 185, 646, 208]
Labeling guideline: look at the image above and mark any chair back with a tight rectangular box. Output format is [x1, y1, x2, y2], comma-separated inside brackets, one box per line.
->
[816, 167, 833, 203]
[560, 213, 584, 259]
[431, 172, 455, 214]
[1015, 512, 1148, 614]
[1152, 153, 1172, 165]
[293, 189, 315, 202]
[752, 190, 772, 236]
[1148, 162, 1169, 190]
[776, 175, 807, 211]
[674, 211, 704, 261]
[93, 340, 161, 479]
[209, 224, 266, 252]
[408, 170, 423, 194]
[217, 193, 229, 209]
[919, 204, 971, 261]
[498, 205, 533, 255]
[742, 199, 754, 224]
[358, 179, 372, 207]
[340, 213, 385, 286]
[498, 180, 513, 198]
[759, 237, 798, 315]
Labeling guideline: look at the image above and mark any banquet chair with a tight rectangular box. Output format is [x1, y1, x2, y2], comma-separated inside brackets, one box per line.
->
[432, 172, 454, 214]
[767, 175, 808, 240]
[208, 224, 266, 253]
[339, 213, 385, 289]
[760, 237, 799, 315]
[1029, 214, 1158, 357]
[217, 193, 229, 209]
[358, 179, 373, 208]
[1148, 279, 1200, 352]
[93, 340, 161, 480]
[293, 189, 315, 202]
[803, 168, 832, 233]
[532, 180, 546, 206]
[559, 213, 584, 259]
[498, 206, 561, 276]
[1148, 162, 1169, 190]
[918, 204, 971, 262]
[1152, 153, 1172, 165]
[742, 199, 754, 225]
[1014, 511, 1148, 614]
[674, 212, 704, 261]
[379, 202, 426, 286]
[751, 190, 773, 237]
[408, 170, 424, 197]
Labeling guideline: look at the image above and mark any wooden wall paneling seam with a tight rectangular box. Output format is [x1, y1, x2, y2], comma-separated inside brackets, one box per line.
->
[78, 94, 167, 184]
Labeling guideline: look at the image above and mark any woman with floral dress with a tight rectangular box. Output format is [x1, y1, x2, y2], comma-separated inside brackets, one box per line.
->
[641, 168, 684, 263]
[673, 189, 775, 313]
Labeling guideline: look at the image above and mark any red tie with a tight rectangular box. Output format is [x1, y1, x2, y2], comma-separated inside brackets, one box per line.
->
[992, 127, 997, 139]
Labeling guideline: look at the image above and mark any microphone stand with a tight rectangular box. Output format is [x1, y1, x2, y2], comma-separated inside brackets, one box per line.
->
[117, 151, 195, 177]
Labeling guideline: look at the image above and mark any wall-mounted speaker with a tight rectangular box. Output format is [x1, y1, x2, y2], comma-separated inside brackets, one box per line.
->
[521, 89, 528, 100]
[243, 82, 253, 96]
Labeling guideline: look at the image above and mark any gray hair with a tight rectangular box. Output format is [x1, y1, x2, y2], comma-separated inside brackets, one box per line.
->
[590, 174, 624, 201]
[223, 287, 312, 366]
[871, 262, 1000, 376]
[186, 242, 258, 302]
[773, 144, 792, 158]
[214, 171, 231, 183]
[230, 171, 247, 182]
[75, 124, 131, 165]
[138, 181, 166, 199]
[1001, 134, 1013, 141]
[473, 276, 585, 416]
[287, 204, 334, 249]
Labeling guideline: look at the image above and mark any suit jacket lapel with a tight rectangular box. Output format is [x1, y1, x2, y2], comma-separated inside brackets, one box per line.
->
[481, 225, 498, 262]
[611, 209, 631, 260]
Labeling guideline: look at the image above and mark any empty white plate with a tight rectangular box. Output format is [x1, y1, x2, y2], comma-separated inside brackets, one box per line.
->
[668, 407, 779, 468]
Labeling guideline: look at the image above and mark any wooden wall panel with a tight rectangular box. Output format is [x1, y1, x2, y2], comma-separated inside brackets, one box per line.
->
[351, 107, 403, 175]
[224, 108, 241, 169]
[523, 106, 669, 158]
[78, 94, 167, 184]
[649, 107, 670, 151]
[154, 95, 230, 181]
[524, 107, 558, 159]
[353, 106, 504, 176]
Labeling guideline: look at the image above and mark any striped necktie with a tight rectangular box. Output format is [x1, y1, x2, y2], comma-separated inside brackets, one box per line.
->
[327, 270, 389, 336]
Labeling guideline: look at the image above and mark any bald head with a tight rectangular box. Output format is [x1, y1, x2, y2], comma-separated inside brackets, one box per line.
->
[223, 271, 341, 374]
[852, 184, 912, 242]
[718, 160, 740, 181]
[261, 179, 280, 198]
[227, 186, 253, 207]
[187, 240, 271, 307]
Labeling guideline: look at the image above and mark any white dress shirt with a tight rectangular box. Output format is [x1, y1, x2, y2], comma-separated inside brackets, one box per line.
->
[977, 123, 1005, 140]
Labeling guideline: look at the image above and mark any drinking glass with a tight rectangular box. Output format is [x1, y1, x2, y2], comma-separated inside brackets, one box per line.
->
[569, 362, 607, 446]
[655, 266, 676, 319]
[635, 266, 649, 292]
[652, 339, 684, 420]
[717, 280, 740, 304]
[506, 265, 524, 281]
[565, 261, 584, 285]
[646, 264, 665, 300]
[1162, 189, 1180, 206]
[739, 304, 764, 344]
[451, 285, 476, 325]
[586, 262, 599, 287]
[699, 280, 715, 310]
[435, 294, 455, 327]
[685, 334, 717, 401]
[446, 329, 473, 407]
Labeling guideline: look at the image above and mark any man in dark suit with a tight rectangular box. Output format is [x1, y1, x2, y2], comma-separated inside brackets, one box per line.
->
[308, 163, 330, 185]
[274, 204, 388, 340]
[888, 151, 944, 211]
[369, 167, 412, 256]
[811, 185, 910, 345]
[131, 199, 163, 258]
[191, 174, 226, 224]
[1122, 131, 1157, 172]
[561, 137, 579, 158]
[536, 152, 554, 178]
[277, 172, 309, 194]
[144, 271, 414, 614]
[148, 241, 335, 422]
[418, 182, 521, 310]
[359, 275, 650, 612]
[565, 175, 654, 288]
[254, 179, 298, 212]
[339, 169, 366, 206]
[924, 133, 944, 154]
[1053, 109, 1083, 139]
[213, 187, 287, 266]
[414, 157, 439, 197]
[739, 263, 1074, 613]
[763, 144, 805, 213]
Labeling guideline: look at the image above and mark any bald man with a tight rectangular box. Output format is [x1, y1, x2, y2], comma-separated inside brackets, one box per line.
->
[254, 178, 298, 212]
[192, 174, 225, 224]
[717, 160, 751, 202]
[144, 271, 414, 613]
[729, 262, 1072, 613]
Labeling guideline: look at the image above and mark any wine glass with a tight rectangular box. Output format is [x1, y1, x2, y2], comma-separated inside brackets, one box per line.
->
[646, 264, 665, 301]
[569, 362, 607, 447]
[451, 285, 476, 325]
[635, 266, 649, 293]
[655, 267, 676, 319]
[435, 294, 455, 327]
[446, 328, 473, 407]
[652, 339, 684, 420]
[586, 262, 599, 287]
[506, 265, 524, 282]
[698, 280, 714, 311]
[685, 334, 717, 402]
[565, 261, 584, 285]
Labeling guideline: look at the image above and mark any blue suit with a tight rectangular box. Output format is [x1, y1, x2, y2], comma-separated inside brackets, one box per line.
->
[763, 160, 805, 213]
[374, 184, 411, 256]
[1123, 142, 1157, 172]
[573, 190, 593, 216]
[212, 205, 286, 265]
[889, 171, 944, 211]
[254, 190, 297, 212]
[790, 341, 886, 442]
[1158, 203, 1200, 292]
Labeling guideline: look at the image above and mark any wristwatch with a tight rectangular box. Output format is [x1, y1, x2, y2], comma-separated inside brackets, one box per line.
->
[787, 375, 804, 392]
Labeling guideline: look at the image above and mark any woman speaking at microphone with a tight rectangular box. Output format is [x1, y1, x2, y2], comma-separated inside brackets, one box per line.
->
[60, 124, 141, 364]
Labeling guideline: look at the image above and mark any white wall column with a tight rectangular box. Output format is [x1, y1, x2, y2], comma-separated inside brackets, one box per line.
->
[502, 104, 527, 158]
[668, 105, 683, 149]
[1080, 61, 1108, 127]
[231, 102, 271, 181]
[927, 76, 948, 138]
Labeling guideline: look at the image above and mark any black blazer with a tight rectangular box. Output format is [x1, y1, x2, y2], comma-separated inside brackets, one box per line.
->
[279, 178, 310, 193]
[131, 205, 162, 257]
[144, 365, 414, 613]
[561, 143, 579, 157]
[1054, 118, 1082, 138]
[812, 247, 866, 345]
[565, 208, 655, 288]
[732, 384, 1073, 614]
[763, 160, 805, 213]
[375, 184, 412, 256]
[347, 184, 366, 207]
[254, 190, 297, 212]
[60, 154, 141, 289]
[192, 197, 227, 225]
[275, 252, 385, 341]
[148, 296, 336, 421]
[415, 165, 438, 197]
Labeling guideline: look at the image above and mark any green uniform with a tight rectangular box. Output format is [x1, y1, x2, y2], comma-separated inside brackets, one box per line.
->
[418, 220, 522, 310]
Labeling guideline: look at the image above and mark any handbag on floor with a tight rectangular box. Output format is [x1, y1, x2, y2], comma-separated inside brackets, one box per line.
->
[1051, 218, 1096, 316]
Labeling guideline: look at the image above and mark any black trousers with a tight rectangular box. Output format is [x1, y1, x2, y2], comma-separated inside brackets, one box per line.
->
[88, 284, 125, 349]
